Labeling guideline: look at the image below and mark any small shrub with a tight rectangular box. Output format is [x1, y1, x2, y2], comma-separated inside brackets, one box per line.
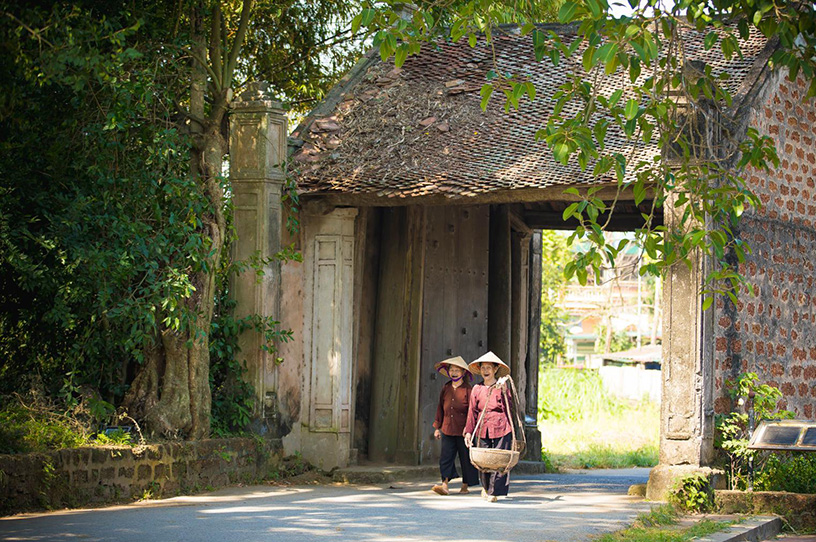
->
[92, 428, 133, 446]
[755, 452, 816, 494]
[715, 372, 794, 490]
[0, 401, 87, 454]
[670, 473, 714, 513]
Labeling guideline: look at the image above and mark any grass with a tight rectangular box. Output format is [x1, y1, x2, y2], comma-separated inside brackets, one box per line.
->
[539, 367, 659, 470]
[594, 505, 735, 542]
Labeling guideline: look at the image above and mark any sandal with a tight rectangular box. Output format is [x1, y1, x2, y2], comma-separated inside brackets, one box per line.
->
[459, 487, 469, 494]
[432, 484, 449, 496]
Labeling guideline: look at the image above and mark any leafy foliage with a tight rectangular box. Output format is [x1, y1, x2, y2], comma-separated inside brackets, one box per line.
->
[593, 324, 635, 354]
[540, 231, 571, 364]
[669, 473, 714, 513]
[714, 372, 794, 490]
[1, 0, 362, 437]
[0, 394, 89, 454]
[0, 3, 211, 404]
[352, 0, 808, 301]
[755, 453, 816, 494]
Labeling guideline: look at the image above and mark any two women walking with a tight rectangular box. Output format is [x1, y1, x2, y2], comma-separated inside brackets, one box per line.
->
[431, 351, 517, 502]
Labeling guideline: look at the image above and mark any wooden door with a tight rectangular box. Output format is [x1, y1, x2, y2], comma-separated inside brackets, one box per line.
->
[418, 206, 489, 464]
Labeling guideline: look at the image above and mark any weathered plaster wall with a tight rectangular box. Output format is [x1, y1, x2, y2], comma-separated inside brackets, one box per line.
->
[0, 439, 282, 515]
[715, 72, 816, 419]
[276, 211, 305, 439]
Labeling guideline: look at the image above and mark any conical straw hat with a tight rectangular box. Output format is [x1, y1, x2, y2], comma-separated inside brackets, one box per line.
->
[467, 351, 511, 378]
[434, 355, 470, 375]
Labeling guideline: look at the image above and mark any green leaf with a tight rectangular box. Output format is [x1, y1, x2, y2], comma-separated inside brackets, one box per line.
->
[361, 8, 375, 27]
[351, 13, 362, 35]
[562, 202, 580, 220]
[525, 82, 536, 101]
[583, 46, 596, 72]
[594, 118, 608, 148]
[558, 1, 579, 23]
[479, 83, 493, 111]
[553, 142, 571, 165]
[394, 45, 408, 68]
[624, 98, 639, 120]
[704, 31, 718, 50]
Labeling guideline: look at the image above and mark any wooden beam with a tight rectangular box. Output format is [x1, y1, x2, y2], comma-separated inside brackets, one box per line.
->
[301, 183, 654, 208]
[523, 207, 663, 231]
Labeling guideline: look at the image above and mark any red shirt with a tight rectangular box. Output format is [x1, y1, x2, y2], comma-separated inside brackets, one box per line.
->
[464, 383, 513, 439]
[433, 380, 472, 436]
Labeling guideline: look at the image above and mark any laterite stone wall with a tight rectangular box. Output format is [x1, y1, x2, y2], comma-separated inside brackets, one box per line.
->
[714, 72, 816, 419]
[0, 438, 282, 515]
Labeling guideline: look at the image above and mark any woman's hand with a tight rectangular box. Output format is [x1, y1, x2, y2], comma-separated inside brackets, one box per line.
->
[434, 429, 441, 440]
[464, 432, 472, 447]
[496, 375, 508, 391]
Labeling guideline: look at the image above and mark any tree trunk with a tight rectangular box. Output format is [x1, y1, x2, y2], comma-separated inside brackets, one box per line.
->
[122, 1, 226, 440]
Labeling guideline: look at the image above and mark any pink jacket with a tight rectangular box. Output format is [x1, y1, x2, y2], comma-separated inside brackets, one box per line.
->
[464, 383, 513, 439]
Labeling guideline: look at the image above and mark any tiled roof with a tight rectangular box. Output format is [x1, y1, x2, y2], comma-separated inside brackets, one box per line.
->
[291, 23, 771, 201]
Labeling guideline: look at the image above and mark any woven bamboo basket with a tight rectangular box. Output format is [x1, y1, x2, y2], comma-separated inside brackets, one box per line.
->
[469, 446, 520, 472]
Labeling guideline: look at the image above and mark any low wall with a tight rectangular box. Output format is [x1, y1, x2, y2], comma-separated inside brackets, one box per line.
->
[715, 490, 816, 531]
[0, 438, 283, 515]
[599, 365, 661, 403]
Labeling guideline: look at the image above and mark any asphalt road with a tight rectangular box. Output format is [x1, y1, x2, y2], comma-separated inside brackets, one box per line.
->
[0, 468, 654, 542]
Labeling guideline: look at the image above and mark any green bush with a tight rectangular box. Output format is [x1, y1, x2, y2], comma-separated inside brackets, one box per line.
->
[669, 473, 714, 513]
[755, 453, 816, 494]
[0, 402, 87, 454]
[715, 372, 795, 490]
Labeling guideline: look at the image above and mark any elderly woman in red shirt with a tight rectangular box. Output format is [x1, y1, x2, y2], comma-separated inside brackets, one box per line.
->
[431, 356, 479, 496]
[464, 351, 513, 502]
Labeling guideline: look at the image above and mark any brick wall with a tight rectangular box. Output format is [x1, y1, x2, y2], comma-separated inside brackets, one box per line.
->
[714, 72, 816, 419]
[0, 438, 283, 515]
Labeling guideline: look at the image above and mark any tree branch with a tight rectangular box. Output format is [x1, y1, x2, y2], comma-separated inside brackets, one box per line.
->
[224, 0, 254, 89]
[209, 2, 224, 90]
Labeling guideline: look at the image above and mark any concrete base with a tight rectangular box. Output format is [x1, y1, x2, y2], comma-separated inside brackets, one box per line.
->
[646, 464, 726, 501]
[716, 490, 816, 531]
[523, 424, 542, 461]
[283, 425, 352, 471]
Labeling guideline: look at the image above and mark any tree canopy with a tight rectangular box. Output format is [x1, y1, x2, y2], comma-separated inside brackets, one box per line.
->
[0, 0, 363, 438]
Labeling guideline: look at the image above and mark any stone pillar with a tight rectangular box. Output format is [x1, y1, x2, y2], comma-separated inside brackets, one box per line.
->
[229, 82, 287, 428]
[524, 231, 543, 461]
[488, 205, 512, 363]
[646, 193, 718, 500]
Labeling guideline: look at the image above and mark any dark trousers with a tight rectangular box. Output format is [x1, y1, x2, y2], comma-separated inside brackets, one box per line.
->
[439, 433, 480, 486]
[478, 432, 512, 496]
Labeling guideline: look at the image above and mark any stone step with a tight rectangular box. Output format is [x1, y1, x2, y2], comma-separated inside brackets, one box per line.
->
[693, 516, 782, 542]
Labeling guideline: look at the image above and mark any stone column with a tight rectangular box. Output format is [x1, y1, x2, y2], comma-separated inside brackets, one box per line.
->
[229, 82, 287, 427]
[646, 193, 718, 500]
[524, 231, 543, 461]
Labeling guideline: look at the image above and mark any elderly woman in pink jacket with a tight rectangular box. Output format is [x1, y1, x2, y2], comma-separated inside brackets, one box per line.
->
[464, 351, 513, 502]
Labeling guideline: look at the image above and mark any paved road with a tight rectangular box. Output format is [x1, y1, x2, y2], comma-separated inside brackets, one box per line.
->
[0, 468, 654, 542]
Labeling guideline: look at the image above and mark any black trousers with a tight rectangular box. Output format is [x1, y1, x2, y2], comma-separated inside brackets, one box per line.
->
[478, 432, 512, 496]
[439, 433, 480, 486]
